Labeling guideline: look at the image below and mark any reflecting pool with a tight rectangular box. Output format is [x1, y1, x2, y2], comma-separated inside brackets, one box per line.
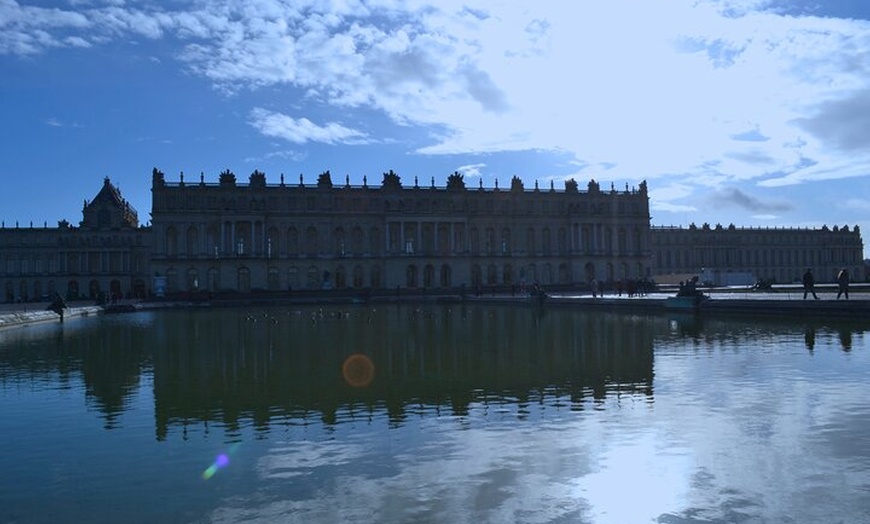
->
[1, 305, 868, 523]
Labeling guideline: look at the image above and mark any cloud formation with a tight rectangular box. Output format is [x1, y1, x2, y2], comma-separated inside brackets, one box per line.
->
[249, 108, 370, 145]
[3, 0, 870, 210]
[708, 187, 792, 213]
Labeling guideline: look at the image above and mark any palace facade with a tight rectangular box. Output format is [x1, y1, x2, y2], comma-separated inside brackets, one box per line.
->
[650, 223, 864, 284]
[2, 169, 866, 303]
[149, 169, 652, 294]
[0, 178, 151, 303]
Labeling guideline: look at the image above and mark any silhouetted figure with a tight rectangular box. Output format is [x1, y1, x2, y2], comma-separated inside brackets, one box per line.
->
[46, 293, 67, 323]
[676, 276, 702, 297]
[836, 268, 850, 300]
[802, 268, 819, 300]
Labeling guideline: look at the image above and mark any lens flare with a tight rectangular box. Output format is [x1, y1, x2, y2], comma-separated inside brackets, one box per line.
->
[342, 353, 375, 388]
[202, 444, 240, 480]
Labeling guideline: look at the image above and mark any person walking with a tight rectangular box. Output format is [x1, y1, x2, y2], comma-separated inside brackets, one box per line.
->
[803, 268, 820, 300]
[836, 267, 850, 300]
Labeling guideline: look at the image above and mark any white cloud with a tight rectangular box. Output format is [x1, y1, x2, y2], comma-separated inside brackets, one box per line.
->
[454, 163, 485, 178]
[248, 108, 370, 145]
[4, 0, 870, 202]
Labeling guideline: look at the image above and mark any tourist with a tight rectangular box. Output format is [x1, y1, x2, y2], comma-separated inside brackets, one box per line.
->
[836, 268, 850, 300]
[802, 268, 819, 300]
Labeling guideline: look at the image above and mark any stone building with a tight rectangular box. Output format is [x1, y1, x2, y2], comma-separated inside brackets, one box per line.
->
[0, 178, 151, 303]
[650, 223, 864, 285]
[4, 170, 865, 304]
[149, 168, 652, 294]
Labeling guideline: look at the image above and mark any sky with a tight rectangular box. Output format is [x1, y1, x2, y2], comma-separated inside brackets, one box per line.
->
[2, 0, 870, 257]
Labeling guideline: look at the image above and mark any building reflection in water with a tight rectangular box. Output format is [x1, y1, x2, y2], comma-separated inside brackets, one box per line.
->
[150, 305, 656, 440]
[0, 316, 150, 429]
[664, 312, 866, 355]
[1, 306, 865, 440]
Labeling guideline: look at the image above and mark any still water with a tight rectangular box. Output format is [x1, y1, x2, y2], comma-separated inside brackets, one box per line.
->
[1, 304, 868, 524]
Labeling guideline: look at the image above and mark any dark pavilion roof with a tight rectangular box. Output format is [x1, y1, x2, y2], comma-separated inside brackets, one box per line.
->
[81, 177, 139, 229]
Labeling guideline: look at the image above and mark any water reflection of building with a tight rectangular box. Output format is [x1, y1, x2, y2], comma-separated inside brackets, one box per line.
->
[3, 308, 865, 437]
[0, 319, 148, 429]
[150, 306, 655, 439]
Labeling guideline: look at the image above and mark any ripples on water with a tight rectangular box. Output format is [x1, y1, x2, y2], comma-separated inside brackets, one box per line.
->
[0, 306, 868, 523]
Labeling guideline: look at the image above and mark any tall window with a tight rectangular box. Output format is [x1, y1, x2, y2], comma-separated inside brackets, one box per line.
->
[166, 227, 178, 256]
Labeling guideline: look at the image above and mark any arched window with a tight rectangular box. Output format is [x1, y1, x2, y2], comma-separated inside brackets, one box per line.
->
[471, 264, 482, 287]
[542, 228, 551, 255]
[267, 227, 280, 257]
[501, 227, 511, 254]
[285, 227, 298, 255]
[306, 227, 318, 255]
[166, 269, 177, 293]
[485, 227, 495, 254]
[438, 224, 450, 254]
[487, 264, 497, 285]
[166, 226, 178, 256]
[559, 263, 570, 284]
[267, 267, 280, 290]
[503, 264, 513, 285]
[353, 265, 364, 288]
[527, 263, 537, 284]
[88, 279, 100, 299]
[541, 263, 552, 285]
[351, 227, 364, 254]
[334, 227, 346, 255]
[186, 268, 198, 291]
[421, 224, 434, 255]
[406, 265, 418, 288]
[306, 265, 319, 289]
[207, 225, 219, 257]
[423, 264, 435, 288]
[287, 266, 299, 290]
[237, 267, 250, 293]
[66, 280, 79, 300]
[370, 226, 381, 255]
[440, 264, 451, 288]
[335, 265, 347, 289]
[207, 268, 220, 292]
[186, 226, 198, 256]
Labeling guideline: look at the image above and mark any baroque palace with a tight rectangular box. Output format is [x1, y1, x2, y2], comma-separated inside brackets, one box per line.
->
[149, 168, 650, 294]
[0, 168, 864, 302]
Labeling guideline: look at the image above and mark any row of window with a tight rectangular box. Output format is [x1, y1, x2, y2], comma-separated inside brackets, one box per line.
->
[162, 224, 647, 257]
[159, 193, 644, 216]
[652, 234, 862, 247]
[656, 247, 859, 269]
[2, 278, 147, 302]
[0, 234, 145, 248]
[160, 262, 575, 293]
[1, 252, 145, 276]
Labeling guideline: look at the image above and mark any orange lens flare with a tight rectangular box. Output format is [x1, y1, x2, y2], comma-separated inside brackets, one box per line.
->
[342, 353, 375, 388]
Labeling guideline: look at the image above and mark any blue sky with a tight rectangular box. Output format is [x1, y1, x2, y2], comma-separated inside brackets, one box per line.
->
[2, 0, 870, 256]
